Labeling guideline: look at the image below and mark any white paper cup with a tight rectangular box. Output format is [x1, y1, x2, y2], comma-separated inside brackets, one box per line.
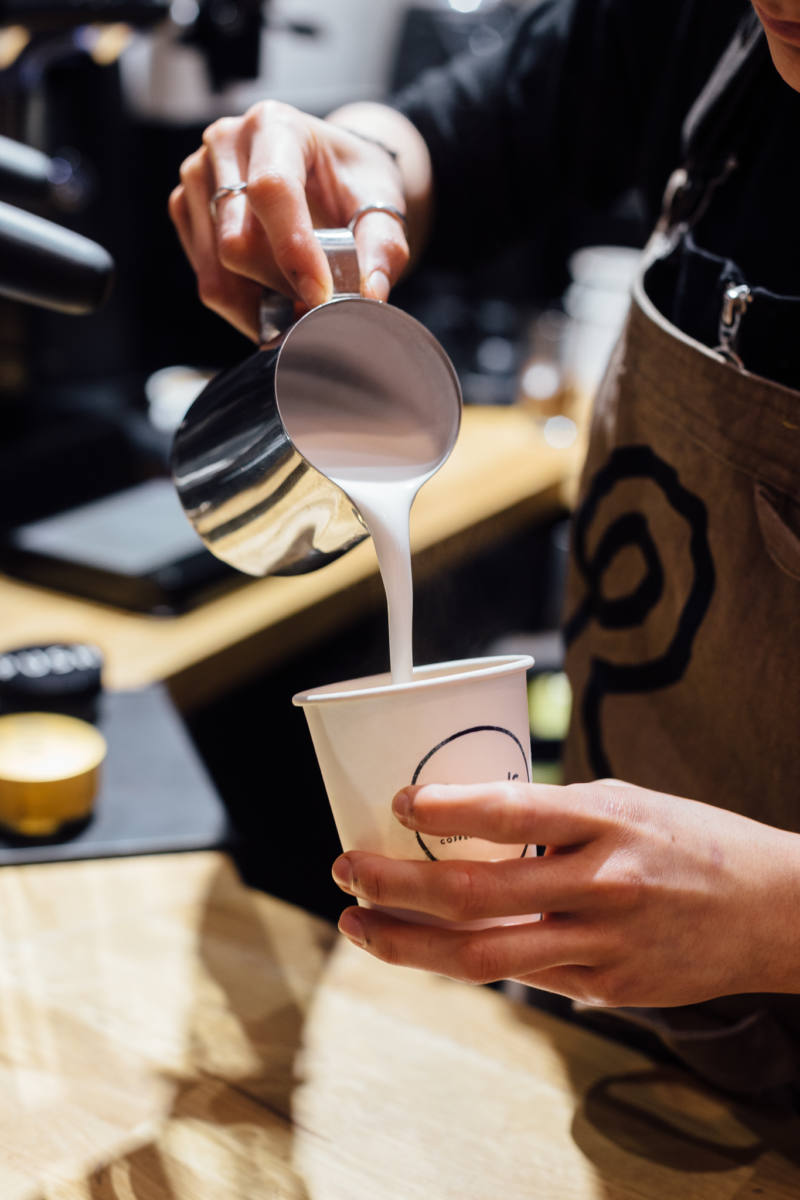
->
[293, 655, 539, 930]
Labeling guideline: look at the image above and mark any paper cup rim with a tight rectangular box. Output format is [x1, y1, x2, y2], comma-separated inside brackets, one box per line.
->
[292, 654, 534, 708]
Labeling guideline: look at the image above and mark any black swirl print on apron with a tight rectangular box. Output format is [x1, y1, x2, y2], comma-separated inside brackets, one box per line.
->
[564, 443, 715, 779]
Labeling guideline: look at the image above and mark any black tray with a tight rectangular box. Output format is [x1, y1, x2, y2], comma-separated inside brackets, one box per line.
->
[0, 684, 231, 865]
[2, 478, 239, 614]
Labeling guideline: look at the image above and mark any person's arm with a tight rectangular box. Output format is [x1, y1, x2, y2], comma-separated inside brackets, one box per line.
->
[388, 0, 744, 271]
[332, 779, 800, 1005]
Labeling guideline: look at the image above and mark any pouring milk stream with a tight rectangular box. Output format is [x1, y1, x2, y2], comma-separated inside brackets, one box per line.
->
[283, 386, 453, 682]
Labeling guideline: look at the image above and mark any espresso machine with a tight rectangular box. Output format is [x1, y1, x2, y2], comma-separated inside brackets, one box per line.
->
[0, 0, 279, 610]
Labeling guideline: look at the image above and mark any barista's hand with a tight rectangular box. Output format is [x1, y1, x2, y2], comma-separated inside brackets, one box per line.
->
[169, 100, 426, 341]
[332, 780, 800, 1006]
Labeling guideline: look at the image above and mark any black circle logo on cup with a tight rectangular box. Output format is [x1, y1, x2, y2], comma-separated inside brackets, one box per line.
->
[411, 725, 530, 862]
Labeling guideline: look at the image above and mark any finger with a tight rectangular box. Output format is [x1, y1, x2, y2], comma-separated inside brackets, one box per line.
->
[337, 906, 593, 986]
[202, 117, 291, 298]
[168, 183, 196, 268]
[393, 782, 606, 848]
[332, 851, 591, 922]
[174, 149, 262, 341]
[351, 211, 409, 301]
[324, 126, 408, 296]
[242, 102, 332, 308]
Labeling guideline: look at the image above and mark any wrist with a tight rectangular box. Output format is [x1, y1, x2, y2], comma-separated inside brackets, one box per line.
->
[739, 822, 800, 994]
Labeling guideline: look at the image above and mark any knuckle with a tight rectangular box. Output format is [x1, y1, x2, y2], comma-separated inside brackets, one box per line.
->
[167, 186, 184, 219]
[597, 852, 646, 908]
[616, 865, 646, 908]
[492, 781, 524, 825]
[271, 227, 310, 270]
[178, 150, 204, 185]
[216, 227, 251, 273]
[456, 938, 503, 986]
[439, 864, 482, 921]
[588, 967, 626, 1008]
[351, 861, 384, 906]
[563, 781, 591, 807]
[570, 967, 609, 1008]
[253, 97, 290, 123]
[202, 116, 238, 145]
[247, 169, 299, 213]
[596, 782, 641, 827]
[246, 98, 297, 138]
[576, 951, 635, 1007]
[196, 272, 225, 312]
[196, 282, 215, 310]
[501, 780, 524, 807]
[371, 934, 400, 968]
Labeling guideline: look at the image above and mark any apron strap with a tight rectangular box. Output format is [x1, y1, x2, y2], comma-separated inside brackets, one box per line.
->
[659, 12, 768, 234]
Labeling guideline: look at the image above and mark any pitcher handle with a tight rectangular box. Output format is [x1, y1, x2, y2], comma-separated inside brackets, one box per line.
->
[258, 226, 361, 346]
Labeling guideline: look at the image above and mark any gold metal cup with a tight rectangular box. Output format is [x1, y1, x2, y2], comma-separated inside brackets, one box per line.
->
[0, 712, 107, 837]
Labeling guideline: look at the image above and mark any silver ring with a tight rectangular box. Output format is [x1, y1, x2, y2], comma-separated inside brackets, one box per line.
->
[347, 204, 407, 233]
[210, 181, 248, 221]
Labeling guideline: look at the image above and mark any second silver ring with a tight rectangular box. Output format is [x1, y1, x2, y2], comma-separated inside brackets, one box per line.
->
[347, 204, 407, 233]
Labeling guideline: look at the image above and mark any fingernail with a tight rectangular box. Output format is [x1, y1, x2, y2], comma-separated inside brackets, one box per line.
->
[393, 788, 414, 826]
[338, 909, 366, 948]
[298, 274, 329, 309]
[331, 856, 353, 892]
[365, 269, 390, 302]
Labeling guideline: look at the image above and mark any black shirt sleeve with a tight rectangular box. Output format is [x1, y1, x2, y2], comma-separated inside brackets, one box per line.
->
[392, 0, 749, 266]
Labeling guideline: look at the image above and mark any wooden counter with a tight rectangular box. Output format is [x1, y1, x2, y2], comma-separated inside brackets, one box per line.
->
[0, 406, 580, 709]
[0, 851, 797, 1199]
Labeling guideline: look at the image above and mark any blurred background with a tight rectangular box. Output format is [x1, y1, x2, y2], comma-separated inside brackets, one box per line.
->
[0, 0, 644, 534]
[0, 0, 645, 914]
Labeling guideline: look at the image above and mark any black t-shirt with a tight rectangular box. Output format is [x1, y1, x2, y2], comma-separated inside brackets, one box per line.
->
[393, 0, 800, 378]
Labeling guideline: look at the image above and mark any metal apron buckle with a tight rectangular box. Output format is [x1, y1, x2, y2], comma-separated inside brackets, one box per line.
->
[715, 281, 752, 367]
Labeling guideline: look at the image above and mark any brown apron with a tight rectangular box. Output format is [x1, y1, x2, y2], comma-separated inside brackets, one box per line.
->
[561, 192, 800, 1099]
[561, 15, 800, 1098]
[562, 272, 800, 1095]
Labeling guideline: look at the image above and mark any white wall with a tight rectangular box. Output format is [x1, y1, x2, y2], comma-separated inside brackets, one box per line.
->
[120, 0, 412, 123]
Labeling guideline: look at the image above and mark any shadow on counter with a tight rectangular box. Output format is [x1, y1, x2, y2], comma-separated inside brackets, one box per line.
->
[44, 857, 332, 1198]
[506, 986, 800, 1198]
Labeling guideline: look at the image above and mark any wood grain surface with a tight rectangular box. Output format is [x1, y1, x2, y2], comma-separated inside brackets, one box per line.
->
[0, 407, 578, 709]
[0, 852, 797, 1199]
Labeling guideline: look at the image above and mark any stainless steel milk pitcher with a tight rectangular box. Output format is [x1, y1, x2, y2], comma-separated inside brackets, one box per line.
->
[171, 227, 461, 577]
